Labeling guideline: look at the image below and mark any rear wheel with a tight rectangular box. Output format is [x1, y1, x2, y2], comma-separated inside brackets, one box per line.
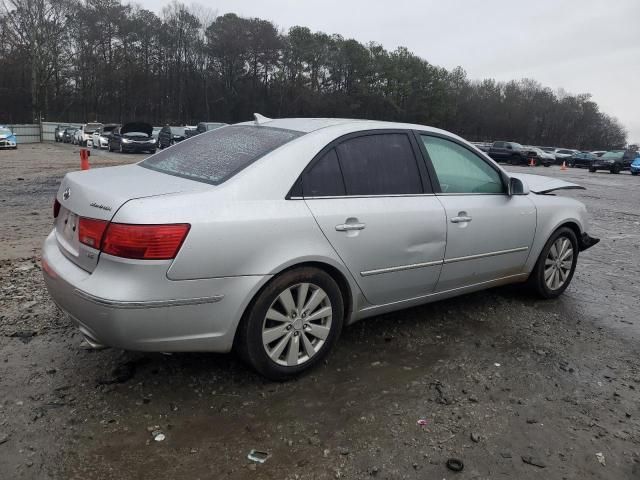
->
[509, 155, 521, 165]
[589, 166, 596, 173]
[610, 165, 620, 174]
[236, 267, 344, 380]
[529, 227, 578, 299]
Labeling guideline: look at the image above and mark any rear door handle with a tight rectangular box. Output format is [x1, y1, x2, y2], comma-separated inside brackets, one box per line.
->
[450, 216, 472, 223]
[335, 223, 366, 232]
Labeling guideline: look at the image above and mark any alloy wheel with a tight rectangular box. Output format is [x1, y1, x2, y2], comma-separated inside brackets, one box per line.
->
[262, 283, 332, 367]
[544, 237, 573, 291]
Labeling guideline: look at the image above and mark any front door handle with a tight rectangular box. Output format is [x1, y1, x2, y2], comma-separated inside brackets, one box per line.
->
[335, 222, 366, 232]
[450, 215, 472, 224]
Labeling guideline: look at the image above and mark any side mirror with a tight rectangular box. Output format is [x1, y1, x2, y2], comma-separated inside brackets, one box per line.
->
[509, 177, 529, 196]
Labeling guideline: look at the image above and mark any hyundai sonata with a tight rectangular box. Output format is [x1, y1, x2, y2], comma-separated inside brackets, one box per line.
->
[42, 116, 599, 379]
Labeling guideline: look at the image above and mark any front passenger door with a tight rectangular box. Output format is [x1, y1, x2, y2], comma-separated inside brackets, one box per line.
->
[418, 134, 536, 292]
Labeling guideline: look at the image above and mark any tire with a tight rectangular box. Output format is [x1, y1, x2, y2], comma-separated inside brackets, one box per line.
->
[589, 167, 596, 173]
[149, 149, 156, 154]
[508, 155, 521, 166]
[610, 166, 620, 174]
[235, 267, 344, 380]
[528, 226, 578, 299]
[632, 171, 638, 176]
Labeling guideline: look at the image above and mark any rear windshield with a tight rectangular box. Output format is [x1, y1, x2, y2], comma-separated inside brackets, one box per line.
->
[141, 125, 303, 185]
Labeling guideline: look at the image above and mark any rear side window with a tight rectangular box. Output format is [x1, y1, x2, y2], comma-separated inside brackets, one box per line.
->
[141, 126, 303, 185]
[302, 149, 345, 197]
[335, 134, 422, 195]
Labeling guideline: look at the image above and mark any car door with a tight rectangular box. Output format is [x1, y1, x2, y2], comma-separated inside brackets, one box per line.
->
[417, 133, 536, 292]
[301, 131, 447, 305]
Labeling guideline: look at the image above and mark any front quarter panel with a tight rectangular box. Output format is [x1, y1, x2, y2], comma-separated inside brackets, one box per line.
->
[524, 193, 588, 273]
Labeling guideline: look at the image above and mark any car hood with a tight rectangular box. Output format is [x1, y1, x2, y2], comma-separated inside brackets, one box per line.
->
[0, 134, 13, 139]
[509, 173, 585, 194]
[121, 122, 153, 136]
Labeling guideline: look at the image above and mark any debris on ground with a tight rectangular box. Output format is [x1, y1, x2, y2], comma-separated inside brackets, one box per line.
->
[247, 449, 270, 464]
[470, 432, 480, 443]
[416, 419, 428, 426]
[595, 452, 606, 466]
[521, 455, 546, 468]
[446, 458, 464, 472]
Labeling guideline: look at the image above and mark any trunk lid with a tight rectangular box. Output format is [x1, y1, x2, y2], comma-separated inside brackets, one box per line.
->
[55, 164, 210, 272]
[509, 173, 585, 194]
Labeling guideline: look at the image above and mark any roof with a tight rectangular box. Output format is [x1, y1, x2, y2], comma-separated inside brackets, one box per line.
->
[237, 116, 453, 137]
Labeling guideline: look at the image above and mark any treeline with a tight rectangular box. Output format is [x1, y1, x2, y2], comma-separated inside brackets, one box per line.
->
[0, 0, 628, 149]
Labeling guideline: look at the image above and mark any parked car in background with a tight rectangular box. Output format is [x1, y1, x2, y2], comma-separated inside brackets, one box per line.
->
[554, 148, 579, 164]
[43, 117, 599, 379]
[184, 125, 198, 139]
[487, 141, 529, 164]
[194, 122, 227, 137]
[589, 150, 633, 174]
[55, 125, 71, 143]
[151, 127, 162, 147]
[569, 152, 597, 168]
[590, 150, 606, 157]
[630, 155, 640, 176]
[108, 122, 156, 153]
[523, 146, 553, 166]
[158, 125, 186, 148]
[63, 127, 78, 143]
[540, 147, 556, 153]
[92, 124, 119, 149]
[0, 126, 17, 149]
[74, 123, 103, 146]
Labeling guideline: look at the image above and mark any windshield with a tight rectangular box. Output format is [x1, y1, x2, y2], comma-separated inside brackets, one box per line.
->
[601, 151, 624, 160]
[171, 127, 186, 136]
[103, 125, 117, 133]
[141, 125, 303, 185]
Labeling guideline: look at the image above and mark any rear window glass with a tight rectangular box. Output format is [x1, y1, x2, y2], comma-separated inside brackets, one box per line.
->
[141, 125, 303, 185]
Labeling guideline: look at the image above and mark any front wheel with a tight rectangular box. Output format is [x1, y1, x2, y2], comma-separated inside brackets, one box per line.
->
[632, 171, 638, 176]
[589, 167, 596, 173]
[610, 166, 620, 174]
[235, 267, 344, 380]
[528, 227, 578, 299]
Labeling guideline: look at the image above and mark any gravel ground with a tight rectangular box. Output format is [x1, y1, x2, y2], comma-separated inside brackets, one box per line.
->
[0, 144, 639, 479]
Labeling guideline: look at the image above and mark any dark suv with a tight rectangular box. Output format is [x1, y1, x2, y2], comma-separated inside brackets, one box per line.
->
[589, 150, 635, 174]
[487, 141, 529, 165]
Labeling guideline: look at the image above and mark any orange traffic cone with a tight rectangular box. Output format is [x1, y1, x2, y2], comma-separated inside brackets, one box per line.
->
[561, 161, 567, 171]
[80, 148, 90, 170]
[529, 158, 536, 167]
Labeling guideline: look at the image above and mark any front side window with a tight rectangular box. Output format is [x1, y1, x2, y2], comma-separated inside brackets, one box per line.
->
[335, 133, 422, 195]
[142, 125, 303, 185]
[421, 135, 504, 194]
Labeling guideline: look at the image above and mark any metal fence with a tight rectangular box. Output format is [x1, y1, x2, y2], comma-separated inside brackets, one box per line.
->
[2, 122, 84, 143]
[5, 124, 41, 144]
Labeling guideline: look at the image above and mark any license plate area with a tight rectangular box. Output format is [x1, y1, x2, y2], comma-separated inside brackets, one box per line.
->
[55, 207, 80, 256]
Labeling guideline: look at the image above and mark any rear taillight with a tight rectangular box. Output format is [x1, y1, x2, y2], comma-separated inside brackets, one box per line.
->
[102, 223, 190, 260]
[79, 217, 109, 248]
[53, 199, 61, 218]
[76, 217, 190, 260]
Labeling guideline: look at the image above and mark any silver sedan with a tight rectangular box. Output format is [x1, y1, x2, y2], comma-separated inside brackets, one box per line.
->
[42, 116, 599, 379]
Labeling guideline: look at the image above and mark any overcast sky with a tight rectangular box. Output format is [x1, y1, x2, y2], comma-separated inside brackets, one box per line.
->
[139, 0, 640, 143]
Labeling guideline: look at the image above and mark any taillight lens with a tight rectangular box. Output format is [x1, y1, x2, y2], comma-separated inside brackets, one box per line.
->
[78, 218, 108, 248]
[102, 223, 190, 260]
[53, 199, 61, 218]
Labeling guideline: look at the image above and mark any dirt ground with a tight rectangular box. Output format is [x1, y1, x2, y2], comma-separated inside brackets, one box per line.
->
[1, 143, 639, 479]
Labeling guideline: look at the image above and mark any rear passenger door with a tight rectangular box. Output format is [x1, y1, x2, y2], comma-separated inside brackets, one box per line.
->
[301, 131, 447, 305]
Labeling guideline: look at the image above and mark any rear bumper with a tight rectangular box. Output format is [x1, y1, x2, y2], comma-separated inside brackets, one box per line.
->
[41, 231, 268, 352]
[578, 233, 600, 251]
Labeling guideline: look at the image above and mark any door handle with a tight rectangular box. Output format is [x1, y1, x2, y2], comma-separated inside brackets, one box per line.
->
[450, 215, 472, 223]
[335, 222, 366, 232]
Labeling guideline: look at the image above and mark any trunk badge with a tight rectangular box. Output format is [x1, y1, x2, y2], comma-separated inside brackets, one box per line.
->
[63, 188, 71, 200]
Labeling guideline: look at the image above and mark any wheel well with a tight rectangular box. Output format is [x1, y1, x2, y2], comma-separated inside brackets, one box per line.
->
[558, 221, 581, 241]
[232, 261, 354, 350]
[281, 262, 354, 323]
